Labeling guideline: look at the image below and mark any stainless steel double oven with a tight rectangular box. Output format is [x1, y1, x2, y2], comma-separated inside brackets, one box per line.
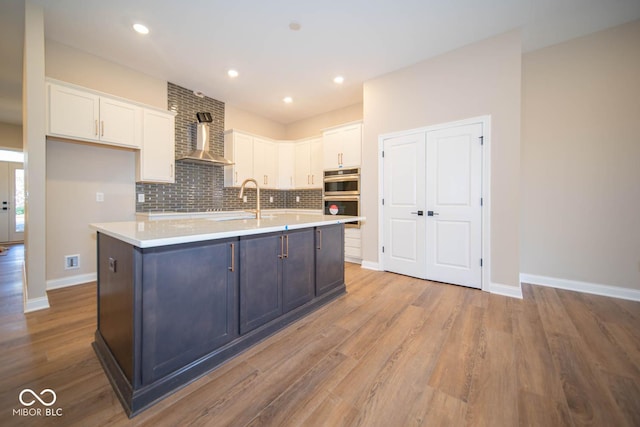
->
[323, 167, 360, 228]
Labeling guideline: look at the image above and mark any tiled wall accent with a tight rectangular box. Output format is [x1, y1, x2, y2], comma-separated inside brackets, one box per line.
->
[135, 82, 323, 213]
[222, 188, 323, 211]
[136, 82, 225, 212]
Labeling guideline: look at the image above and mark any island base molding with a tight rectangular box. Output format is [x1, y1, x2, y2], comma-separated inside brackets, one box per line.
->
[93, 284, 345, 417]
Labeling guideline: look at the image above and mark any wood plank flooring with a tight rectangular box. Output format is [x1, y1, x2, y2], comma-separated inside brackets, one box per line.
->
[1, 244, 639, 426]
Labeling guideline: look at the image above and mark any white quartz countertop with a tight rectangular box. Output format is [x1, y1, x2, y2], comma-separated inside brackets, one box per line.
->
[91, 213, 364, 248]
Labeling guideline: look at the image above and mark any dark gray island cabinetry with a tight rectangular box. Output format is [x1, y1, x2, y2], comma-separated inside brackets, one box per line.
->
[92, 218, 349, 417]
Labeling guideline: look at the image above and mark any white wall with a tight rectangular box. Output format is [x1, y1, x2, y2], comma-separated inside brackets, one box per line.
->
[45, 40, 167, 109]
[521, 20, 640, 292]
[362, 31, 522, 292]
[46, 140, 135, 286]
[285, 103, 363, 140]
[0, 122, 22, 150]
[44, 39, 167, 287]
[225, 104, 286, 140]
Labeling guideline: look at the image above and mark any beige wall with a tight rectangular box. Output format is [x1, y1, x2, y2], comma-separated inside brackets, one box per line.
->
[45, 40, 167, 109]
[23, 0, 47, 309]
[0, 122, 22, 150]
[521, 20, 640, 290]
[225, 104, 286, 140]
[362, 31, 522, 290]
[285, 103, 363, 140]
[46, 140, 135, 283]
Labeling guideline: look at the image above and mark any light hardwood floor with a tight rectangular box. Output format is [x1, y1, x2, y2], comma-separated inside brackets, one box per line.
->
[1, 244, 639, 426]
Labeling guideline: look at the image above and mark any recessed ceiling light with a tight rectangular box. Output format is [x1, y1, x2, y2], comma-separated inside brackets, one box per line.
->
[333, 76, 345, 84]
[133, 23, 149, 35]
[283, 96, 293, 104]
[227, 69, 239, 78]
[289, 21, 301, 31]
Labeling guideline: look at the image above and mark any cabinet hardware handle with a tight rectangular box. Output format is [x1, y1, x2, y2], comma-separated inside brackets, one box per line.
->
[307, 174, 310, 185]
[229, 243, 235, 272]
[285, 235, 289, 258]
[170, 164, 174, 177]
[278, 235, 283, 259]
[317, 229, 322, 250]
[95, 120, 98, 136]
[290, 176, 293, 186]
[338, 153, 340, 165]
[101, 120, 105, 137]
[311, 175, 314, 185]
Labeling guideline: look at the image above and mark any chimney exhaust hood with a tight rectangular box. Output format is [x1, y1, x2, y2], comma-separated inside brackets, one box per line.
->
[177, 113, 234, 166]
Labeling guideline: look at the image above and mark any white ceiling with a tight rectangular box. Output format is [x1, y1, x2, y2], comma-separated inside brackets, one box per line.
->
[2, 0, 640, 125]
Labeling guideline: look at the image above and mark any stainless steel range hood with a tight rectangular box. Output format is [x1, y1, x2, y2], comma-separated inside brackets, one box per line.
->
[177, 113, 234, 166]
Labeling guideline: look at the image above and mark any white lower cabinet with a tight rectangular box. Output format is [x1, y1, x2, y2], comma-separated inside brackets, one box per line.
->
[344, 228, 362, 262]
[136, 109, 176, 183]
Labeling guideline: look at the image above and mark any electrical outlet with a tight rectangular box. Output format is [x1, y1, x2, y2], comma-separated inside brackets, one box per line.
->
[138, 193, 145, 203]
[269, 196, 273, 203]
[65, 254, 80, 270]
[243, 195, 247, 203]
[96, 192, 104, 202]
[296, 196, 300, 203]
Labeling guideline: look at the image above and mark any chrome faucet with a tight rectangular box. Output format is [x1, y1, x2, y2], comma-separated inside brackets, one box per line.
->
[238, 178, 261, 219]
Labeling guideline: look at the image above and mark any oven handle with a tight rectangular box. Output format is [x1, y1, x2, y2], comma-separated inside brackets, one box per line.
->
[324, 195, 360, 202]
[323, 175, 360, 183]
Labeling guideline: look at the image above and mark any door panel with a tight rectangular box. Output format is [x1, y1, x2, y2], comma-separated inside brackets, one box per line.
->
[383, 132, 427, 279]
[9, 164, 24, 242]
[426, 123, 482, 288]
[0, 162, 9, 243]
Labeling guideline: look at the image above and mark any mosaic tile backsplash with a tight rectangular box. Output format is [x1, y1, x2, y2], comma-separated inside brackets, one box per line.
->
[136, 82, 322, 212]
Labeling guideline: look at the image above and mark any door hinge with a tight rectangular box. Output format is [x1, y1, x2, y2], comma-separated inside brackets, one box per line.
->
[382, 198, 385, 205]
[382, 246, 385, 253]
[480, 197, 483, 206]
[480, 258, 483, 267]
[479, 136, 484, 145]
[382, 151, 385, 158]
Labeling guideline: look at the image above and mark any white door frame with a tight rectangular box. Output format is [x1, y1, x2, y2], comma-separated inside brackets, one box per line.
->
[377, 115, 491, 292]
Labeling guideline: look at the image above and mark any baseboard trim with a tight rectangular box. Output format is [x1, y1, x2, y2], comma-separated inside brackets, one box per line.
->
[520, 273, 640, 302]
[47, 273, 97, 290]
[488, 282, 523, 299]
[24, 296, 50, 313]
[360, 261, 382, 271]
[345, 256, 362, 265]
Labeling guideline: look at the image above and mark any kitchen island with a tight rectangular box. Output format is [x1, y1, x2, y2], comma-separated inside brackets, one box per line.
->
[91, 213, 363, 417]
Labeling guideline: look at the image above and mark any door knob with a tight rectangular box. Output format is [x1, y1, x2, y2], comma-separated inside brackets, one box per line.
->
[410, 210, 424, 216]
[427, 211, 439, 216]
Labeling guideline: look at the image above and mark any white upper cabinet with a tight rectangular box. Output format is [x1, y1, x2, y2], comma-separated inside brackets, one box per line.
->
[253, 137, 278, 189]
[295, 137, 323, 189]
[47, 81, 142, 149]
[278, 143, 295, 189]
[322, 122, 362, 169]
[224, 130, 254, 187]
[137, 109, 175, 183]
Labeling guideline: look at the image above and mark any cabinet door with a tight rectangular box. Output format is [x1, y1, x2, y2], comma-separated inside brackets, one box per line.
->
[141, 239, 238, 384]
[322, 129, 342, 169]
[282, 229, 315, 313]
[315, 224, 345, 295]
[137, 109, 175, 183]
[254, 137, 278, 188]
[294, 142, 311, 188]
[277, 143, 295, 189]
[309, 138, 323, 188]
[339, 124, 362, 167]
[99, 97, 142, 148]
[240, 232, 282, 334]
[224, 131, 254, 186]
[47, 83, 100, 141]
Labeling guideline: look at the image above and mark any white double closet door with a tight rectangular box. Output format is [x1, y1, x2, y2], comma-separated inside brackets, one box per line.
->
[382, 122, 483, 289]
